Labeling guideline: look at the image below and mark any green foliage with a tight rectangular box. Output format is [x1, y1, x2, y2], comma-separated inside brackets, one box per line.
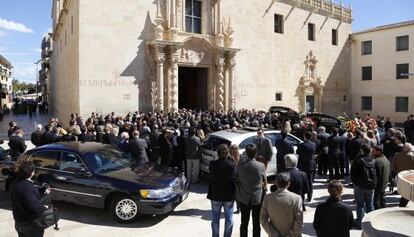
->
[12, 79, 36, 93]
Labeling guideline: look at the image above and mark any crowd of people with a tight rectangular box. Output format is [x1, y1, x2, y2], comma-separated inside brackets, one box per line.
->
[3, 109, 414, 237]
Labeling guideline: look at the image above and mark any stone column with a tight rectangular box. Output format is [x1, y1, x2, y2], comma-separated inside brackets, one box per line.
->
[157, 53, 166, 112]
[170, 0, 177, 40]
[216, 55, 225, 110]
[170, 55, 179, 113]
[228, 56, 236, 110]
[215, 0, 223, 46]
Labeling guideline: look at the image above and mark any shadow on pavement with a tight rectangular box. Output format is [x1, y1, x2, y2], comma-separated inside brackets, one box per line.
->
[0, 191, 169, 228]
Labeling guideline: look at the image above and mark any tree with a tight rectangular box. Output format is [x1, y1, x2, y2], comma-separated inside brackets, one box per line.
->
[12, 79, 36, 94]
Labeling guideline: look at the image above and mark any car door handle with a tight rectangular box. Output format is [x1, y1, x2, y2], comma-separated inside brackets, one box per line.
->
[56, 176, 67, 181]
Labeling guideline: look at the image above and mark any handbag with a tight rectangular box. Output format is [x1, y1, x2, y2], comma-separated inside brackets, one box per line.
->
[33, 205, 60, 230]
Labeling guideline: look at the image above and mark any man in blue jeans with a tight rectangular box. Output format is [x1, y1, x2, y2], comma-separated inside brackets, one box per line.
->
[207, 144, 236, 237]
[350, 143, 377, 229]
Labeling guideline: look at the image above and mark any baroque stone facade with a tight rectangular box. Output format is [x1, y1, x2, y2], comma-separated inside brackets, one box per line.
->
[50, 0, 352, 123]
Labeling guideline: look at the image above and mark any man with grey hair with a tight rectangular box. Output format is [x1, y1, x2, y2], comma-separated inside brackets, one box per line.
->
[31, 124, 43, 147]
[317, 126, 330, 176]
[129, 130, 148, 164]
[260, 172, 303, 237]
[284, 154, 308, 211]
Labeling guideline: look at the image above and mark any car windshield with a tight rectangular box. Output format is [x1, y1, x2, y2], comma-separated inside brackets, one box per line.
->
[82, 149, 136, 174]
[202, 136, 231, 151]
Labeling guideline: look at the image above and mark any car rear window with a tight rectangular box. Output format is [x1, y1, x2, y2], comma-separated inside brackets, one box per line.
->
[202, 136, 231, 151]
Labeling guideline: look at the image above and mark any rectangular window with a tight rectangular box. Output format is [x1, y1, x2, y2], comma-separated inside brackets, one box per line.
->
[71, 15, 74, 34]
[65, 30, 67, 46]
[396, 63, 409, 79]
[396, 97, 409, 112]
[396, 35, 409, 51]
[332, 29, 338, 45]
[361, 40, 372, 55]
[185, 0, 202, 34]
[274, 14, 284, 34]
[275, 92, 282, 101]
[362, 66, 372, 81]
[308, 23, 315, 41]
[361, 96, 372, 111]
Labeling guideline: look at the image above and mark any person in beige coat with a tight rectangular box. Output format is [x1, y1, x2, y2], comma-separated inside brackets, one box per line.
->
[260, 172, 303, 237]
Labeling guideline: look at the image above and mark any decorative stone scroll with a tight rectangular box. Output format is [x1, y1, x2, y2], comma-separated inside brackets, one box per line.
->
[298, 50, 323, 113]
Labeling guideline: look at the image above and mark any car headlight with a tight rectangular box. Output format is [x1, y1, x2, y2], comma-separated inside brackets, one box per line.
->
[140, 187, 173, 199]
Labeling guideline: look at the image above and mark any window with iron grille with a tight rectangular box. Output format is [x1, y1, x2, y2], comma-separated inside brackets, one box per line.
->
[361, 96, 372, 111]
[396, 97, 409, 112]
[396, 35, 409, 51]
[185, 0, 202, 34]
[332, 29, 338, 45]
[396, 63, 409, 79]
[308, 23, 315, 41]
[274, 14, 284, 34]
[362, 66, 372, 81]
[275, 92, 282, 101]
[361, 40, 372, 55]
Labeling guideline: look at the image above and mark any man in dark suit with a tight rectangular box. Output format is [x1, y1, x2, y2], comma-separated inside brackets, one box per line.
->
[9, 130, 27, 160]
[77, 125, 93, 142]
[275, 130, 294, 173]
[101, 125, 118, 146]
[236, 143, 266, 237]
[285, 153, 309, 211]
[327, 127, 341, 180]
[297, 131, 316, 201]
[41, 124, 60, 145]
[129, 130, 148, 164]
[317, 126, 330, 176]
[30, 124, 43, 147]
[207, 144, 236, 237]
[253, 128, 273, 170]
[10, 161, 50, 237]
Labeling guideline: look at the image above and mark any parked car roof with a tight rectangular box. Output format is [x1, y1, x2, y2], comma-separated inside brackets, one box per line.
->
[28, 142, 113, 154]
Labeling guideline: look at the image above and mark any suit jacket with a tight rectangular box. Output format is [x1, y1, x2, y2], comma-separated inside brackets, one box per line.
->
[260, 189, 303, 237]
[392, 151, 414, 174]
[235, 158, 265, 205]
[41, 131, 60, 145]
[254, 136, 273, 162]
[30, 130, 43, 147]
[129, 138, 148, 164]
[207, 158, 236, 202]
[313, 198, 353, 237]
[317, 132, 330, 155]
[374, 155, 390, 192]
[8, 135, 27, 159]
[286, 168, 309, 198]
[185, 135, 201, 160]
[78, 133, 93, 142]
[297, 140, 316, 172]
[275, 138, 294, 170]
[327, 135, 342, 160]
[101, 133, 118, 146]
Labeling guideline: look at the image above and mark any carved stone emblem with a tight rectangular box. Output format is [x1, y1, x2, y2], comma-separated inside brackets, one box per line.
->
[179, 48, 205, 64]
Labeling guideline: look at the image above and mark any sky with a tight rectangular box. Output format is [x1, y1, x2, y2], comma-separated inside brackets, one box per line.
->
[0, 0, 413, 83]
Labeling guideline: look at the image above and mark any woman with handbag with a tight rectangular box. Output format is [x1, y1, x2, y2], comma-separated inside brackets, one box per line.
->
[9, 161, 51, 237]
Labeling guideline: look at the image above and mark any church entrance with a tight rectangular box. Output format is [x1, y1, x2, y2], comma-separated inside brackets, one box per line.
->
[178, 67, 208, 110]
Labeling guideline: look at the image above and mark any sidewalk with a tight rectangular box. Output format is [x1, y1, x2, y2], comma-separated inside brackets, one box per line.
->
[0, 113, 50, 140]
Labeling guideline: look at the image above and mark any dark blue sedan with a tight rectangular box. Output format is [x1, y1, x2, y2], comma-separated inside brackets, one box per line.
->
[0, 142, 189, 223]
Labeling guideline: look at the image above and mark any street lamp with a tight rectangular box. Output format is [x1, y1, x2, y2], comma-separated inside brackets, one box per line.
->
[34, 59, 42, 102]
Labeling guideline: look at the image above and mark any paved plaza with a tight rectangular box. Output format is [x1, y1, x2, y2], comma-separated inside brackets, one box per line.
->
[0, 114, 412, 237]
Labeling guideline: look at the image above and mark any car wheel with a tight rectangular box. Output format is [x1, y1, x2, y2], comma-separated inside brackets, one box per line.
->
[111, 195, 139, 223]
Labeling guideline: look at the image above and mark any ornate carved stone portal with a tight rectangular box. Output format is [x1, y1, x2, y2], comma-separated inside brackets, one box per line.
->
[299, 50, 323, 113]
[146, 0, 240, 112]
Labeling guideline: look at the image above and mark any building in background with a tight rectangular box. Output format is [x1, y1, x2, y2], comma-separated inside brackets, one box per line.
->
[49, 0, 352, 124]
[40, 33, 53, 105]
[351, 21, 414, 125]
[0, 54, 13, 109]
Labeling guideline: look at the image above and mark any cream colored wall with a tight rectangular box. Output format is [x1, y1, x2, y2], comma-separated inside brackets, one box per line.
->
[78, 0, 152, 117]
[221, 1, 351, 115]
[351, 25, 414, 124]
[50, 0, 80, 125]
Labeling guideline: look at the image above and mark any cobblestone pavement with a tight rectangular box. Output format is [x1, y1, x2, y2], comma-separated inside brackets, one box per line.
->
[0, 113, 50, 140]
[0, 143, 411, 237]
